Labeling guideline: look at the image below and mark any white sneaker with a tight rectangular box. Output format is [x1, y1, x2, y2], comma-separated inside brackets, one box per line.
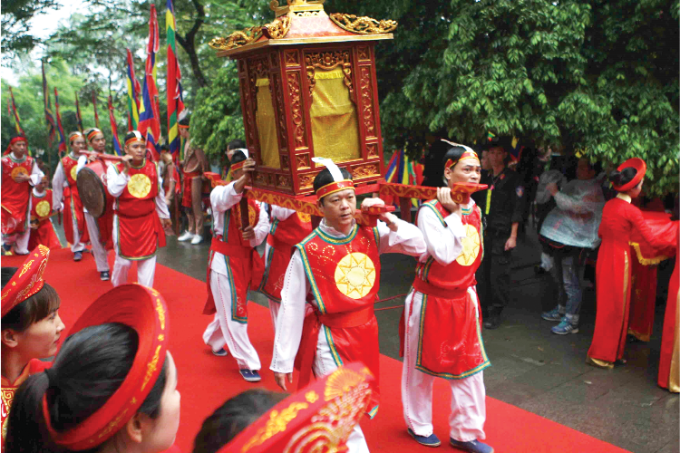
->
[191, 234, 204, 245]
[178, 231, 194, 242]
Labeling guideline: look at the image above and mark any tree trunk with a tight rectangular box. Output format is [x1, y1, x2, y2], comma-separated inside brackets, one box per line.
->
[175, 0, 208, 88]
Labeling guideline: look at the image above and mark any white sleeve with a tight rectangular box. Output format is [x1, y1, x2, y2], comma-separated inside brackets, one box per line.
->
[416, 206, 466, 265]
[106, 165, 129, 197]
[30, 161, 44, 185]
[250, 204, 270, 247]
[270, 205, 296, 221]
[210, 182, 241, 214]
[375, 218, 427, 257]
[75, 155, 88, 174]
[52, 163, 65, 207]
[155, 170, 170, 219]
[270, 250, 310, 373]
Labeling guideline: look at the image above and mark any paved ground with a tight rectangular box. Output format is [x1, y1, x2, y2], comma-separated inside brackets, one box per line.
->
[54, 214, 678, 453]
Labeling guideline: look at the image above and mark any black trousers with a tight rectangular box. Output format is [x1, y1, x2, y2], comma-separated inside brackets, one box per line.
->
[476, 229, 513, 316]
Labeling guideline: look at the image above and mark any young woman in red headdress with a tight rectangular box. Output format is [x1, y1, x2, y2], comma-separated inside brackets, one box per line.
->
[587, 158, 672, 369]
[1, 245, 65, 449]
[5, 284, 179, 453]
[52, 131, 90, 261]
[1, 135, 44, 255]
[27, 174, 62, 250]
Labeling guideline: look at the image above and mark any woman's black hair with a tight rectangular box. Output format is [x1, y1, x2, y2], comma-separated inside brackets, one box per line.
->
[231, 150, 248, 165]
[313, 167, 353, 203]
[5, 323, 167, 453]
[1, 267, 60, 332]
[193, 389, 288, 453]
[227, 139, 246, 151]
[609, 166, 637, 188]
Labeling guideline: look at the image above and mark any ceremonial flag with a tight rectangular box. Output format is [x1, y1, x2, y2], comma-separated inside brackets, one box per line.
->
[384, 150, 424, 208]
[7, 87, 25, 136]
[92, 92, 101, 129]
[126, 48, 142, 131]
[138, 4, 162, 161]
[41, 61, 57, 147]
[54, 88, 67, 154]
[107, 96, 123, 156]
[166, 0, 185, 157]
[75, 93, 84, 133]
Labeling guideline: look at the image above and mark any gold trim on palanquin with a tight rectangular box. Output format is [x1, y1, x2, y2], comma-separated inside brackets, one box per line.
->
[329, 13, 398, 35]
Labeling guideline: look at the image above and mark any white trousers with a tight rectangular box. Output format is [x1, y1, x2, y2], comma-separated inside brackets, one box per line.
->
[85, 213, 109, 272]
[268, 300, 281, 331]
[202, 271, 261, 371]
[68, 205, 86, 253]
[3, 229, 30, 254]
[313, 324, 370, 453]
[402, 290, 486, 442]
[111, 219, 156, 287]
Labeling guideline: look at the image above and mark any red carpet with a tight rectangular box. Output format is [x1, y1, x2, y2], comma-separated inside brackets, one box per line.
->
[2, 248, 629, 453]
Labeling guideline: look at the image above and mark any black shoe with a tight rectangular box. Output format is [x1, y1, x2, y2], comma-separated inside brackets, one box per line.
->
[100, 271, 110, 281]
[483, 313, 501, 330]
[73, 251, 83, 262]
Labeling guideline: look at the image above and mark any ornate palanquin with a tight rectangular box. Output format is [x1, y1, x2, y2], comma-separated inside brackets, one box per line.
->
[210, 0, 396, 197]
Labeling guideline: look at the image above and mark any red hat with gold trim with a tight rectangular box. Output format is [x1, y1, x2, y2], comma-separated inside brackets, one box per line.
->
[311, 157, 354, 200]
[221, 362, 375, 453]
[1, 245, 50, 318]
[42, 284, 170, 451]
[612, 157, 646, 192]
[204, 171, 229, 188]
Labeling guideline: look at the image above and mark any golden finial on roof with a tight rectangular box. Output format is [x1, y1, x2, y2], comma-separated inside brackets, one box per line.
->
[270, 0, 326, 18]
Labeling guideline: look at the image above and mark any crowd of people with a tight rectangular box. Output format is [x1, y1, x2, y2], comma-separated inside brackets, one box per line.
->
[1, 126, 678, 453]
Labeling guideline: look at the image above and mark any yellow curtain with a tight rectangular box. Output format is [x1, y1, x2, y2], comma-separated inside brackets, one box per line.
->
[310, 67, 360, 163]
[255, 78, 280, 169]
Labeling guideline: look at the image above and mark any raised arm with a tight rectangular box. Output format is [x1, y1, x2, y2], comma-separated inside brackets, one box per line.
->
[416, 204, 467, 265]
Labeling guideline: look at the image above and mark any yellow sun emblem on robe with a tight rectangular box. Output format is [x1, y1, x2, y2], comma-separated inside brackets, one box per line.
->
[456, 224, 481, 266]
[127, 174, 152, 199]
[70, 165, 78, 182]
[10, 167, 28, 180]
[334, 252, 376, 299]
[35, 200, 51, 218]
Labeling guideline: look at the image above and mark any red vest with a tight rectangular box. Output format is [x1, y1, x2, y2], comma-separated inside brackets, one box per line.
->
[260, 211, 313, 301]
[28, 190, 61, 250]
[1, 155, 34, 235]
[61, 155, 79, 188]
[414, 200, 483, 296]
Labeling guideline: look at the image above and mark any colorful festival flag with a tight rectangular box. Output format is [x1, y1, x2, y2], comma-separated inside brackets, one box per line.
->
[92, 92, 101, 130]
[126, 48, 142, 131]
[384, 150, 424, 208]
[75, 93, 84, 133]
[41, 61, 57, 147]
[166, 0, 185, 157]
[107, 96, 123, 156]
[54, 88, 67, 154]
[7, 87, 25, 136]
[138, 4, 162, 161]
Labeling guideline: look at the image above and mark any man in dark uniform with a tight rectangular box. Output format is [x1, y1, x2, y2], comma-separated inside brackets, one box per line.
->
[472, 144, 526, 329]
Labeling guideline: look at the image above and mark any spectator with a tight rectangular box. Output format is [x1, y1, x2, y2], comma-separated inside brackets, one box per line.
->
[539, 157, 605, 334]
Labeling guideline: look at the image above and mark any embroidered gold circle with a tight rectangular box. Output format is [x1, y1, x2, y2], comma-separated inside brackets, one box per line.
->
[127, 174, 152, 198]
[297, 211, 311, 223]
[456, 224, 481, 266]
[35, 200, 51, 218]
[248, 205, 257, 227]
[70, 165, 78, 181]
[10, 167, 28, 179]
[334, 252, 376, 299]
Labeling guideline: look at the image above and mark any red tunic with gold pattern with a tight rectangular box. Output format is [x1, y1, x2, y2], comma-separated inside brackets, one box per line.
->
[411, 200, 489, 379]
[112, 159, 164, 260]
[1, 359, 50, 448]
[204, 198, 262, 320]
[294, 225, 381, 413]
[1, 154, 34, 236]
[259, 209, 312, 302]
[60, 155, 89, 245]
[28, 189, 61, 250]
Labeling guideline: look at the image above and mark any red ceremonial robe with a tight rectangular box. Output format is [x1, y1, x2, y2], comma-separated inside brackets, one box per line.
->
[587, 195, 672, 366]
[112, 159, 165, 259]
[203, 199, 262, 319]
[60, 155, 89, 245]
[409, 200, 489, 378]
[259, 210, 312, 302]
[28, 189, 61, 250]
[294, 225, 381, 416]
[659, 246, 680, 392]
[1, 154, 34, 236]
[1, 359, 50, 448]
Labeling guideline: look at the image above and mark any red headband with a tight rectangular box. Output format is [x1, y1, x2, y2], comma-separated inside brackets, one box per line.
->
[125, 132, 145, 147]
[316, 179, 355, 199]
[69, 132, 84, 143]
[43, 284, 170, 451]
[87, 129, 103, 142]
[1, 245, 50, 318]
[612, 157, 646, 192]
[178, 124, 189, 130]
[223, 362, 375, 453]
[445, 150, 480, 171]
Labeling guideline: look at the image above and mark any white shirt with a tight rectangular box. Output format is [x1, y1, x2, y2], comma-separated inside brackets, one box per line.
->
[209, 181, 270, 276]
[105, 160, 170, 220]
[416, 201, 470, 265]
[270, 205, 296, 222]
[52, 152, 84, 209]
[270, 217, 426, 373]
